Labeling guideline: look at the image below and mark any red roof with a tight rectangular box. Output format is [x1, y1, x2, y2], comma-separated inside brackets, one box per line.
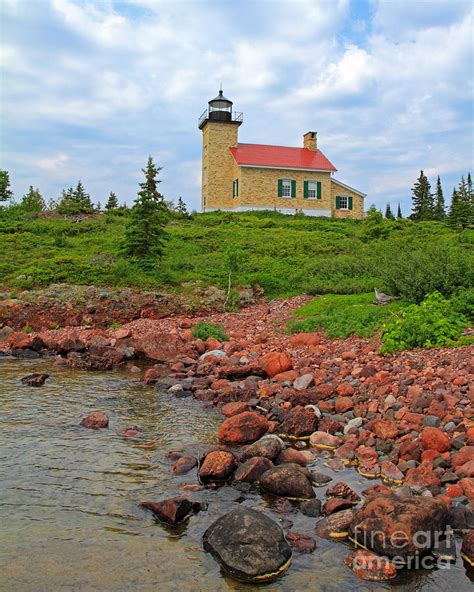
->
[230, 143, 337, 171]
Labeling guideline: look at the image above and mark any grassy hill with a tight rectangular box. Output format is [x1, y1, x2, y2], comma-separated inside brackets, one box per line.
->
[0, 208, 472, 302]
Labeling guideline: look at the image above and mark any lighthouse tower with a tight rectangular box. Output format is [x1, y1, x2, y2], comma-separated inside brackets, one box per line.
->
[198, 90, 243, 211]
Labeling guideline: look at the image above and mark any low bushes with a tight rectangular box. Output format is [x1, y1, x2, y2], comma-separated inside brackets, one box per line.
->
[191, 321, 228, 342]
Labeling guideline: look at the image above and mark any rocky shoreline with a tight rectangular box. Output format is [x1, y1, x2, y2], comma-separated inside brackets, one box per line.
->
[2, 294, 473, 582]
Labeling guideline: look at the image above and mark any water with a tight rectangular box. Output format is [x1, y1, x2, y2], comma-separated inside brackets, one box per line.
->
[1, 358, 472, 591]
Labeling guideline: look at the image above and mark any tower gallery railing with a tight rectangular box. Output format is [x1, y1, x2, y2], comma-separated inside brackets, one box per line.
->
[198, 110, 243, 127]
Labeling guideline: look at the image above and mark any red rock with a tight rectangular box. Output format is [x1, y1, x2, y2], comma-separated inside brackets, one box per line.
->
[143, 368, 162, 384]
[399, 440, 422, 462]
[120, 426, 141, 438]
[461, 530, 474, 566]
[361, 484, 392, 497]
[335, 397, 353, 413]
[21, 373, 49, 386]
[234, 457, 274, 482]
[326, 482, 361, 503]
[8, 332, 32, 349]
[420, 427, 450, 452]
[205, 337, 222, 351]
[285, 532, 316, 553]
[218, 411, 269, 444]
[456, 460, 474, 477]
[405, 461, 440, 488]
[452, 447, 474, 470]
[445, 483, 463, 498]
[199, 450, 236, 481]
[453, 375, 468, 386]
[341, 351, 357, 360]
[337, 382, 355, 396]
[263, 352, 293, 378]
[221, 401, 249, 417]
[372, 419, 398, 440]
[344, 550, 397, 581]
[141, 497, 202, 526]
[115, 327, 131, 340]
[289, 333, 320, 347]
[172, 456, 198, 475]
[277, 448, 312, 466]
[81, 411, 109, 429]
[278, 405, 318, 438]
[380, 460, 404, 484]
[272, 370, 298, 382]
[459, 477, 474, 502]
[309, 431, 341, 450]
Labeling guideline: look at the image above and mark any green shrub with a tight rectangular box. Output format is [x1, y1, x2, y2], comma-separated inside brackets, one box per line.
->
[289, 293, 406, 338]
[380, 291, 469, 355]
[191, 321, 228, 342]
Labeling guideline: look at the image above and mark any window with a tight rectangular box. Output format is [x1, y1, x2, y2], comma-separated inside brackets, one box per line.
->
[232, 178, 239, 198]
[282, 179, 291, 197]
[336, 195, 353, 210]
[304, 180, 321, 199]
[307, 181, 317, 198]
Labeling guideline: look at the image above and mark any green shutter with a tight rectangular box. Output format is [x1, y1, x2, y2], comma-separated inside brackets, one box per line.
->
[303, 180, 308, 198]
[348, 196, 353, 210]
[232, 180, 235, 198]
[291, 180, 296, 198]
[278, 179, 283, 197]
[317, 181, 322, 199]
[336, 196, 341, 209]
[236, 179, 239, 197]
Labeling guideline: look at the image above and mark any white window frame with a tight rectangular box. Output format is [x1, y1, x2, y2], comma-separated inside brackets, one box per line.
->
[307, 181, 317, 199]
[339, 195, 349, 210]
[282, 179, 292, 197]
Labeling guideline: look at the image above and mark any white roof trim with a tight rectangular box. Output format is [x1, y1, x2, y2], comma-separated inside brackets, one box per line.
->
[240, 164, 336, 173]
[332, 177, 366, 198]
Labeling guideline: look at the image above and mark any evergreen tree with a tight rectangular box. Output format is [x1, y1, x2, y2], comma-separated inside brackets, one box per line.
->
[96, 201, 101, 211]
[433, 175, 446, 220]
[449, 175, 473, 228]
[105, 191, 119, 211]
[20, 186, 45, 212]
[121, 156, 168, 264]
[176, 196, 188, 215]
[397, 203, 403, 219]
[385, 203, 395, 219]
[73, 180, 93, 212]
[0, 169, 13, 202]
[410, 170, 434, 221]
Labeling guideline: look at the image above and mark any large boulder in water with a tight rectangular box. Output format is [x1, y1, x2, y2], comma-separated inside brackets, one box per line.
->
[141, 497, 204, 526]
[234, 457, 274, 483]
[199, 450, 236, 481]
[349, 493, 449, 559]
[81, 411, 109, 428]
[240, 435, 283, 462]
[218, 411, 268, 444]
[259, 463, 315, 499]
[278, 405, 318, 439]
[202, 507, 292, 582]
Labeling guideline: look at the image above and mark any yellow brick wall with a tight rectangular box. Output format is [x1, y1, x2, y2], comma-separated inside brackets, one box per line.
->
[201, 121, 239, 210]
[330, 180, 365, 219]
[238, 167, 333, 213]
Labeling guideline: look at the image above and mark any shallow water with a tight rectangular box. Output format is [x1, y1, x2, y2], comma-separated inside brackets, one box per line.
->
[1, 358, 472, 591]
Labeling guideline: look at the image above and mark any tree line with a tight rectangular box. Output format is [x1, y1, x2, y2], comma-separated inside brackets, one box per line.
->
[383, 170, 473, 228]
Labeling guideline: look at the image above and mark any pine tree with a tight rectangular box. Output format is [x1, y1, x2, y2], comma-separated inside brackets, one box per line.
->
[96, 201, 101, 211]
[449, 175, 473, 228]
[385, 203, 394, 219]
[176, 196, 188, 216]
[410, 170, 434, 221]
[433, 176, 446, 220]
[0, 169, 13, 202]
[105, 191, 119, 211]
[121, 156, 168, 264]
[397, 203, 403, 219]
[20, 186, 45, 212]
[73, 180, 93, 212]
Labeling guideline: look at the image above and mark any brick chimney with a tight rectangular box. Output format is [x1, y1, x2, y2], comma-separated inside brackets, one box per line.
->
[303, 131, 317, 151]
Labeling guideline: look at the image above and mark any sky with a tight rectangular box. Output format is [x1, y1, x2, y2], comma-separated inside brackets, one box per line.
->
[1, 0, 473, 214]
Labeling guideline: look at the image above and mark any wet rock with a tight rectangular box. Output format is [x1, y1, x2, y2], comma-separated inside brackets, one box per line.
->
[285, 532, 316, 553]
[240, 435, 283, 462]
[380, 460, 404, 485]
[344, 550, 397, 581]
[11, 348, 41, 359]
[461, 530, 474, 568]
[420, 427, 450, 452]
[349, 494, 449, 559]
[259, 464, 315, 499]
[277, 447, 312, 466]
[309, 471, 332, 487]
[278, 405, 318, 438]
[326, 482, 361, 503]
[21, 373, 49, 386]
[120, 426, 142, 439]
[300, 498, 322, 517]
[263, 352, 293, 378]
[199, 451, 236, 481]
[323, 497, 356, 515]
[314, 508, 355, 539]
[309, 431, 340, 450]
[218, 412, 269, 444]
[141, 497, 204, 526]
[81, 411, 109, 429]
[173, 455, 198, 475]
[405, 461, 440, 489]
[202, 507, 292, 583]
[234, 457, 274, 482]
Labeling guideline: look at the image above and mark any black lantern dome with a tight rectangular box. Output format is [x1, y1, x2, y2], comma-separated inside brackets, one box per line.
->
[198, 89, 243, 129]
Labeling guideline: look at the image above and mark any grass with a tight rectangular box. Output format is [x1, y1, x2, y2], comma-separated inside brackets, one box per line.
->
[191, 321, 228, 342]
[289, 293, 408, 338]
[0, 208, 472, 301]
